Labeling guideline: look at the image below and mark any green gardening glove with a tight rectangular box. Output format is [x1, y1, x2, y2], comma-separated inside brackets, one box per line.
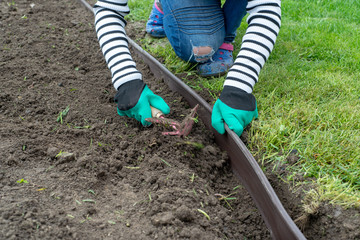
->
[211, 86, 258, 136]
[115, 80, 170, 126]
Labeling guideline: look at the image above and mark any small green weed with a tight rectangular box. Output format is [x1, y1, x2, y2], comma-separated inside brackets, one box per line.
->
[215, 193, 237, 209]
[7, 0, 16, 7]
[82, 199, 96, 204]
[160, 158, 171, 167]
[17, 179, 28, 184]
[56, 106, 70, 124]
[197, 209, 210, 220]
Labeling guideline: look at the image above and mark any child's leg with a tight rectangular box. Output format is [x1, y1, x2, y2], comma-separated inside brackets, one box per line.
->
[197, 0, 248, 76]
[146, 0, 166, 38]
[223, 0, 247, 43]
[197, 42, 234, 77]
[161, 0, 225, 64]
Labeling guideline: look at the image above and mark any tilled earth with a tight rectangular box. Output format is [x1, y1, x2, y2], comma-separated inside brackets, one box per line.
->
[1, 0, 359, 239]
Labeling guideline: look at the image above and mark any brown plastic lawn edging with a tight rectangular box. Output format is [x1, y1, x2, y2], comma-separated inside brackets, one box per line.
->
[76, 1, 306, 239]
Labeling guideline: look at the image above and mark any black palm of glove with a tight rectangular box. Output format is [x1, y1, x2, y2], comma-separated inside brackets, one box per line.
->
[114, 80, 170, 126]
[211, 86, 258, 136]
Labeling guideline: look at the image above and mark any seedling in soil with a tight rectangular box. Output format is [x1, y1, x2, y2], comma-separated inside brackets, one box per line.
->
[180, 141, 204, 149]
[190, 173, 197, 183]
[88, 189, 95, 195]
[73, 125, 91, 129]
[7, 0, 16, 7]
[197, 209, 210, 220]
[215, 193, 237, 209]
[115, 210, 124, 215]
[56, 106, 70, 124]
[80, 214, 92, 223]
[133, 199, 148, 206]
[55, 150, 68, 158]
[82, 199, 96, 204]
[97, 141, 111, 151]
[50, 193, 61, 200]
[124, 166, 140, 170]
[46, 165, 54, 172]
[17, 179, 29, 184]
[160, 158, 171, 167]
[128, 134, 136, 139]
[233, 185, 242, 190]
[137, 155, 144, 162]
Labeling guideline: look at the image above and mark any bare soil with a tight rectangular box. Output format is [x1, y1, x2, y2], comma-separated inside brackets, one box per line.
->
[1, 0, 359, 239]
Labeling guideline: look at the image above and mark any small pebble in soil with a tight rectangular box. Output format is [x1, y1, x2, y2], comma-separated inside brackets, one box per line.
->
[47, 147, 59, 158]
[56, 152, 75, 165]
[151, 212, 174, 226]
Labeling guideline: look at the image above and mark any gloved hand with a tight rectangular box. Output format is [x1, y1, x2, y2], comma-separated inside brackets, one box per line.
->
[211, 86, 258, 136]
[115, 80, 170, 126]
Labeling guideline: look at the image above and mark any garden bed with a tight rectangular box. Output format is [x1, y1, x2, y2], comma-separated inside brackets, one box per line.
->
[0, 0, 359, 239]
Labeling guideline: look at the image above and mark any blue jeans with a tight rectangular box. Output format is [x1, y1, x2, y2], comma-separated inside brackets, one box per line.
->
[160, 0, 247, 63]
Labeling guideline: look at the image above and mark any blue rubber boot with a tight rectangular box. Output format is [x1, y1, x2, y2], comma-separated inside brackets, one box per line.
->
[146, 1, 166, 38]
[197, 43, 234, 77]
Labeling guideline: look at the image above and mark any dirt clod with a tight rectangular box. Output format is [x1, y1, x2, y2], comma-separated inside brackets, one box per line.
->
[151, 212, 175, 226]
[175, 205, 195, 222]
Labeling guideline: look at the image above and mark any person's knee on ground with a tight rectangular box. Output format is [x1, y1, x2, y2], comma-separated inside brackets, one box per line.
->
[197, 43, 234, 77]
[193, 46, 214, 63]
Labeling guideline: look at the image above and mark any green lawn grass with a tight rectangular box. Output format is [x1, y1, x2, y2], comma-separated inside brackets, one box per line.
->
[127, 0, 360, 207]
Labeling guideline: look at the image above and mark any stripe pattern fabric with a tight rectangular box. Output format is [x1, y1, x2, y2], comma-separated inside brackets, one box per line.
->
[93, 0, 281, 94]
[225, 0, 281, 93]
[94, 0, 141, 90]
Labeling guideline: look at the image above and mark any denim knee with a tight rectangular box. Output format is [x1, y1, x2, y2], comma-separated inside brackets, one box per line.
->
[161, 0, 225, 63]
[192, 46, 215, 63]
